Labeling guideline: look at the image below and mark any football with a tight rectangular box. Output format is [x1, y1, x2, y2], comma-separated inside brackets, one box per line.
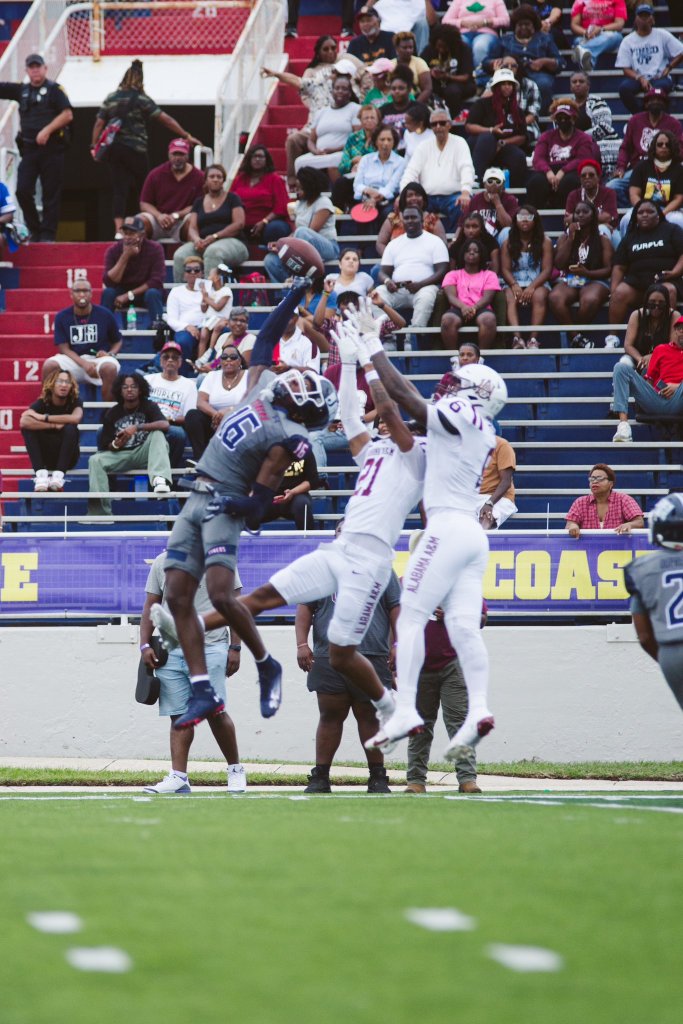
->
[272, 236, 325, 279]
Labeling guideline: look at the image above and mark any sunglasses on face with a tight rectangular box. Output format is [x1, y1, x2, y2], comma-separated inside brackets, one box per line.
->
[221, 352, 241, 360]
[185, 267, 202, 274]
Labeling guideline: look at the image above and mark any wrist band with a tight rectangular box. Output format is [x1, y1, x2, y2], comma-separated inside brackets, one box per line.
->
[140, 643, 151, 651]
[365, 369, 380, 383]
[229, 643, 242, 651]
[297, 642, 309, 648]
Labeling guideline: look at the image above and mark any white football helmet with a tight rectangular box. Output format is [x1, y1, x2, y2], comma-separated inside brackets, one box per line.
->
[451, 363, 507, 419]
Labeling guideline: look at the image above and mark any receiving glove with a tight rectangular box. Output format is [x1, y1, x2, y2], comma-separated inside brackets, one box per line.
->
[330, 319, 361, 365]
[344, 297, 383, 357]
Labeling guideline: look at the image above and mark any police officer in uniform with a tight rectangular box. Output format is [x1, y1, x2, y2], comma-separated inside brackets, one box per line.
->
[0, 54, 73, 242]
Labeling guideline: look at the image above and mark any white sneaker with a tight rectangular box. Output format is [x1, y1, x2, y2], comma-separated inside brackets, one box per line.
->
[34, 469, 49, 492]
[612, 421, 632, 443]
[444, 711, 495, 763]
[150, 603, 180, 650]
[153, 476, 171, 495]
[227, 764, 247, 793]
[48, 470, 65, 491]
[143, 772, 191, 795]
[605, 334, 621, 349]
[365, 706, 424, 754]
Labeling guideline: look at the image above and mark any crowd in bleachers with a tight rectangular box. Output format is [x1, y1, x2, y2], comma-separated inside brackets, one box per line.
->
[5, 0, 683, 530]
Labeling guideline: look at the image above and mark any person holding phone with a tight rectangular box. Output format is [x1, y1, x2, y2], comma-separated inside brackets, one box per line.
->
[549, 199, 612, 348]
[611, 316, 683, 442]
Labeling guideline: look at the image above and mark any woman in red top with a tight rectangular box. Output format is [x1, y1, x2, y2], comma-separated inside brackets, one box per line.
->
[231, 145, 291, 245]
[566, 464, 644, 538]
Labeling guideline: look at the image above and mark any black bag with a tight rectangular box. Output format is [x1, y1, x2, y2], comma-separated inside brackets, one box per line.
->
[135, 637, 168, 706]
[152, 317, 175, 352]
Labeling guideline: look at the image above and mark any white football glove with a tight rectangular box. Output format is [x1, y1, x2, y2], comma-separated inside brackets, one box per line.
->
[344, 297, 383, 357]
[330, 318, 361, 365]
[354, 334, 373, 368]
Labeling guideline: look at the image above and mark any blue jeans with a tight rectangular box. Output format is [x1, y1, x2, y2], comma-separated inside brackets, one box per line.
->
[611, 362, 683, 416]
[311, 425, 351, 472]
[157, 641, 228, 716]
[166, 425, 187, 468]
[411, 16, 429, 54]
[264, 227, 339, 283]
[427, 192, 462, 234]
[605, 170, 632, 206]
[528, 71, 555, 114]
[101, 286, 164, 322]
[620, 75, 674, 115]
[462, 31, 499, 87]
[573, 30, 622, 62]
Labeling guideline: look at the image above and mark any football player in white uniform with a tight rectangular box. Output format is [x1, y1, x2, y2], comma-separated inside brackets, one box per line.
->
[238, 322, 427, 721]
[346, 299, 508, 761]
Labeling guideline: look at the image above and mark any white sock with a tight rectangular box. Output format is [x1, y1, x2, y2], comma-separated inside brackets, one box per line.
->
[255, 653, 268, 664]
[172, 770, 188, 781]
[394, 607, 428, 709]
[372, 687, 395, 713]
[444, 615, 489, 718]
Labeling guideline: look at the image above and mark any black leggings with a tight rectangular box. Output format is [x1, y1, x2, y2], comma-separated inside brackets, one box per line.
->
[184, 409, 214, 461]
[106, 141, 149, 220]
[21, 424, 80, 473]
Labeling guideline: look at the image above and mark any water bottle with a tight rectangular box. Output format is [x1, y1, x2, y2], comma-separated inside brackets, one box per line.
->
[126, 305, 137, 331]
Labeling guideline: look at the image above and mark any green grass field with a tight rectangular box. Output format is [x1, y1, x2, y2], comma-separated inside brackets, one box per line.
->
[2, 792, 682, 1024]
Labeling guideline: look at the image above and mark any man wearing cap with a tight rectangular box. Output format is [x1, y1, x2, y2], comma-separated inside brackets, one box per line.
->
[468, 168, 519, 238]
[607, 88, 683, 205]
[527, 97, 599, 209]
[101, 215, 165, 322]
[347, 6, 396, 64]
[571, 1, 626, 73]
[139, 139, 205, 242]
[399, 109, 475, 233]
[145, 340, 197, 467]
[611, 318, 683, 442]
[616, 4, 683, 114]
[42, 279, 121, 402]
[0, 54, 73, 242]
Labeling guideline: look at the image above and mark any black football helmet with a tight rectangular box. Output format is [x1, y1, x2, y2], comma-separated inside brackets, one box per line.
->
[649, 493, 683, 550]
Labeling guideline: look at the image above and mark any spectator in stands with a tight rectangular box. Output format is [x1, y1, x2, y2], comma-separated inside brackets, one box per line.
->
[566, 465, 644, 534]
[164, 256, 207, 370]
[0, 54, 73, 243]
[102, 214, 165, 322]
[375, 181, 448, 260]
[43, 279, 121, 402]
[401, 102, 434, 160]
[273, 314, 321, 373]
[487, 54, 541, 146]
[527, 98, 599, 210]
[489, 4, 563, 113]
[198, 263, 234, 357]
[620, 131, 683, 237]
[607, 88, 683, 206]
[390, 30, 433, 103]
[372, 0, 436, 54]
[295, 524, 397, 796]
[550, 200, 613, 348]
[378, 66, 416, 142]
[571, 0, 627, 73]
[0, 179, 16, 257]
[138, 138, 205, 242]
[264, 168, 339, 284]
[374, 206, 449, 346]
[87, 372, 172, 514]
[477, 434, 518, 529]
[184, 345, 249, 459]
[347, 6, 397, 63]
[419, 23, 475, 117]
[331, 104, 381, 211]
[230, 145, 291, 245]
[20, 369, 82, 493]
[172, 164, 249, 282]
[294, 76, 361, 181]
[91, 60, 200, 238]
[530, 1, 566, 48]
[399, 109, 475, 233]
[616, 4, 683, 115]
[363, 58, 396, 107]
[442, 0, 510, 90]
[565, 159, 619, 245]
[312, 286, 405, 370]
[465, 67, 530, 189]
[501, 203, 553, 349]
[433, 339, 482, 399]
[467, 169, 519, 245]
[569, 71, 621, 179]
[620, 284, 677, 373]
[611, 317, 683, 442]
[195, 307, 255, 372]
[261, 449, 319, 531]
[609, 200, 683, 325]
[441, 239, 500, 351]
[352, 124, 405, 222]
[326, 249, 375, 300]
[449, 211, 501, 275]
[144, 340, 197, 468]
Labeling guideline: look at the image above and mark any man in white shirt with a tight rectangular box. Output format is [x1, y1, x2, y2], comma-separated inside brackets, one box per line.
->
[275, 315, 321, 373]
[399, 110, 475, 232]
[373, 206, 449, 347]
[372, 0, 434, 53]
[616, 3, 683, 113]
[145, 340, 197, 467]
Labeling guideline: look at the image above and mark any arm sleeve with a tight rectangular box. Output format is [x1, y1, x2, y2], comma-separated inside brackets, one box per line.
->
[53, 311, 68, 347]
[164, 288, 183, 331]
[249, 281, 308, 367]
[532, 133, 551, 173]
[339, 362, 366, 442]
[565, 498, 584, 524]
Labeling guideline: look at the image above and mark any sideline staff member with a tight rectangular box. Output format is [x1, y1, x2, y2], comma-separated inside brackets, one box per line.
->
[0, 53, 73, 242]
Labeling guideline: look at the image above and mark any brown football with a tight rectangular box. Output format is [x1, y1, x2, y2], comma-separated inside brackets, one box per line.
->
[272, 236, 325, 279]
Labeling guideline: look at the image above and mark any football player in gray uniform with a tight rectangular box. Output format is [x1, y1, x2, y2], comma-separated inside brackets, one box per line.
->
[152, 281, 336, 729]
[624, 493, 683, 712]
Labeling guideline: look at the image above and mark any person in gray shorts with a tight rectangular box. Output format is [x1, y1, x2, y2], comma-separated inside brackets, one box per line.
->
[152, 281, 337, 731]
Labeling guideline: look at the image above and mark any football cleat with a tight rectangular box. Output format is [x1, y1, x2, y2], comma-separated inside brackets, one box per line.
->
[444, 713, 495, 763]
[150, 603, 180, 651]
[364, 707, 424, 755]
[258, 655, 283, 718]
[173, 683, 225, 730]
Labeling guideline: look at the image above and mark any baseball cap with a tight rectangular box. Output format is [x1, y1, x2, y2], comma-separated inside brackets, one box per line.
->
[334, 58, 357, 77]
[368, 57, 394, 75]
[25, 53, 45, 66]
[161, 340, 183, 354]
[121, 215, 146, 232]
[553, 102, 576, 118]
[643, 87, 668, 104]
[483, 167, 506, 184]
[358, 5, 380, 17]
[635, 4, 654, 14]
[168, 138, 191, 154]
[490, 67, 518, 89]
[674, 315, 683, 326]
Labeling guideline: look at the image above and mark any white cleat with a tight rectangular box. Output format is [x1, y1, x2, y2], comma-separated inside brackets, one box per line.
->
[444, 712, 495, 763]
[150, 603, 180, 651]
[365, 707, 424, 755]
